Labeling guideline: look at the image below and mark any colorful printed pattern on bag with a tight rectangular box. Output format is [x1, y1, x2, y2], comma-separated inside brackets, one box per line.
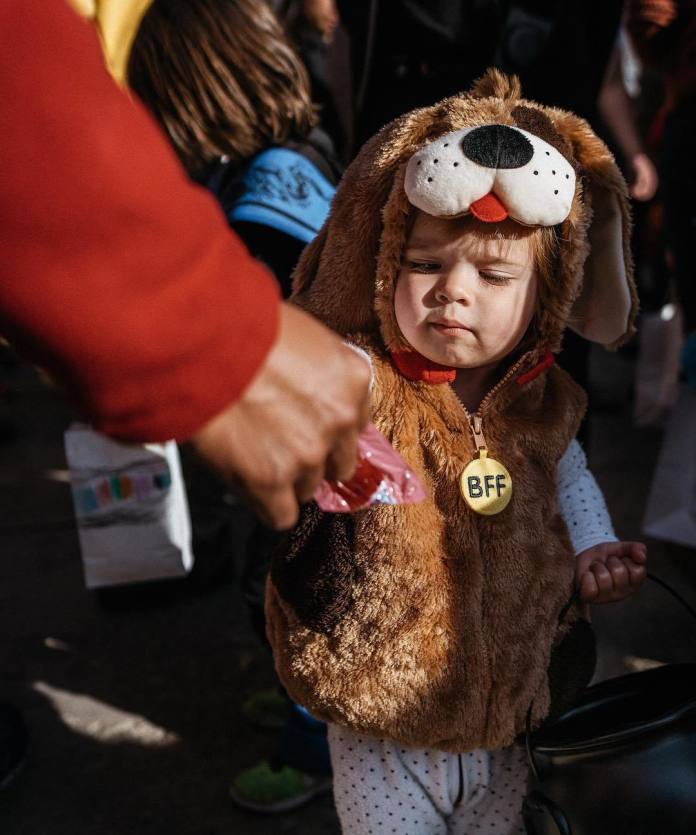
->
[71, 461, 172, 527]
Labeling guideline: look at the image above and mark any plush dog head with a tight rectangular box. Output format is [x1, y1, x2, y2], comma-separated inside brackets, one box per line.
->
[292, 69, 637, 355]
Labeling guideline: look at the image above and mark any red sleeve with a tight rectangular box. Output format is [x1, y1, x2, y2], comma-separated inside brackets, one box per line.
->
[0, 0, 280, 442]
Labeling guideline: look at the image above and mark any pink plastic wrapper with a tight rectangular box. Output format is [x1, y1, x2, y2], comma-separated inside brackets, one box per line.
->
[314, 424, 427, 512]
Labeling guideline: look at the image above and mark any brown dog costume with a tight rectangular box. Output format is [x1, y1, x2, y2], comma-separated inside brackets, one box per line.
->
[265, 70, 637, 752]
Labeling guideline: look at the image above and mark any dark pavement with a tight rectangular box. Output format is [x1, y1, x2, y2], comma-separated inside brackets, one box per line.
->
[0, 344, 694, 835]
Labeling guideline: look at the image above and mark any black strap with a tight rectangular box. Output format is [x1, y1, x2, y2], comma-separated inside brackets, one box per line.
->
[523, 790, 572, 835]
[453, 752, 464, 807]
[525, 703, 541, 780]
[557, 574, 696, 630]
[556, 589, 580, 627]
[646, 573, 696, 624]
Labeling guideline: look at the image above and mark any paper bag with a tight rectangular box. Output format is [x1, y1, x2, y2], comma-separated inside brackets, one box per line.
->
[64, 424, 193, 588]
[634, 303, 684, 427]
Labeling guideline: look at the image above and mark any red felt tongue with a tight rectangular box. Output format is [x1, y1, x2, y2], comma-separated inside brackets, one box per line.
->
[469, 191, 508, 223]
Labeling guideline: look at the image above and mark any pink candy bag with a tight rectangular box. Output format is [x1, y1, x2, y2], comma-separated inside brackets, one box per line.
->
[314, 424, 426, 512]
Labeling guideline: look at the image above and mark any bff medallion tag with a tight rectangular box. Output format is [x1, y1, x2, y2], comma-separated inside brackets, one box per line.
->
[459, 449, 512, 516]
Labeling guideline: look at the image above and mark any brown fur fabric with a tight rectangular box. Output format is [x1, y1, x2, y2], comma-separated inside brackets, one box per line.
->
[265, 70, 636, 751]
[267, 340, 588, 751]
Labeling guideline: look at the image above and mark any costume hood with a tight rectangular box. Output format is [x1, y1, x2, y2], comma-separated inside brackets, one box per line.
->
[292, 69, 637, 355]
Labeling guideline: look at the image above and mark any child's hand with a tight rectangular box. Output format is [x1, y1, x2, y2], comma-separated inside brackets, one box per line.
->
[575, 541, 647, 603]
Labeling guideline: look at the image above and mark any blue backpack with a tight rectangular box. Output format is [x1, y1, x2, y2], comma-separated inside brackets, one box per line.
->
[226, 146, 335, 244]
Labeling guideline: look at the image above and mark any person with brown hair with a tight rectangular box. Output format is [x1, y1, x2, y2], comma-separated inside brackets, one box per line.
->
[128, 0, 342, 296]
[126, 0, 342, 589]
[129, 0, 315, 172]
[124, 0, 345, 813]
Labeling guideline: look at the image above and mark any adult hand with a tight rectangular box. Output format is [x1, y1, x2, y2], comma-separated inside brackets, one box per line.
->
[629, 152, 659, 201]
[576, 541, 647, 603]
[192, 303, 371, 529]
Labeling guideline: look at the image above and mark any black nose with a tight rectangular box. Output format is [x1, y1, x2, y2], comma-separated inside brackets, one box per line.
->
[460, 125, 533, 169]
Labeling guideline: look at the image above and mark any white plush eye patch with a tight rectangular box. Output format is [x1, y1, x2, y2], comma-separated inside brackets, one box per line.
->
[404, 124, 576, 226]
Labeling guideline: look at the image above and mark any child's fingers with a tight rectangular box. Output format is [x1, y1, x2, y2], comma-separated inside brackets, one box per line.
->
[606, 555, 630, 590]
[590, 561, 614, 598]
[624, 557, 647, 588]
[579, 571, 599, 602]
[576, 542, 647, 603]
[614, 541, 648, 563]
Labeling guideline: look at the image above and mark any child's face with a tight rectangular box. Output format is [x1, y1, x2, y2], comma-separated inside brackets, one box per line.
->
[394, 212, 538, 369]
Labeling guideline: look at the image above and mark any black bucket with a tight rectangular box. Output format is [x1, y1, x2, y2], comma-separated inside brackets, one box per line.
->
[524, 579, 696, 835]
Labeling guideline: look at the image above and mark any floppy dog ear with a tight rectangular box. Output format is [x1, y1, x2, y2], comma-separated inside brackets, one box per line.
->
[292, 224, 328, 296]
[290, 107, 446, 336]
[554, 111, 638, 348]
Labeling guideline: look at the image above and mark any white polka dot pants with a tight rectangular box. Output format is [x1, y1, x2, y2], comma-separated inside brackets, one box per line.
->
[329, 725, 528, 835]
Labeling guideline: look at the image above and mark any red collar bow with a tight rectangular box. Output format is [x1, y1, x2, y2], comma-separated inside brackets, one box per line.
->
[390, 350, 456, 384]
[389, 349, 555, 385]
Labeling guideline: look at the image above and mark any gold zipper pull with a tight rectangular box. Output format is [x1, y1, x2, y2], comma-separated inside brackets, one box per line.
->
[469, 413, 487, 457]
[460, 413, 513, 515]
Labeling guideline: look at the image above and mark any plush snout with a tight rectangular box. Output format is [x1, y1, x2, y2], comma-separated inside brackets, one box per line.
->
[404, 124, 576, 226]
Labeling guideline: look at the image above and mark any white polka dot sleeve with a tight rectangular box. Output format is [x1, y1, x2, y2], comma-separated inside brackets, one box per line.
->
[556, 439, 617, 555]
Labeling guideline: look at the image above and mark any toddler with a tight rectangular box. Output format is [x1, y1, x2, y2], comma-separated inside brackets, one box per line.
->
[265, 70, 647, 834]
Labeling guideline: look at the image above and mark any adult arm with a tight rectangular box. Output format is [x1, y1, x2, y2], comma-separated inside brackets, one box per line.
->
[193, 304, 370, 529]
[597, 41, 658, 201]
[0, 0, 370, 528]
[0, 0, 279, 442]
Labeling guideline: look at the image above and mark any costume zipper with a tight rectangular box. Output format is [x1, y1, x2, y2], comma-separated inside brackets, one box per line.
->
[457, 353, 533, 744]
[462, 351, 533, 455]
[468, 413, 487, 454]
